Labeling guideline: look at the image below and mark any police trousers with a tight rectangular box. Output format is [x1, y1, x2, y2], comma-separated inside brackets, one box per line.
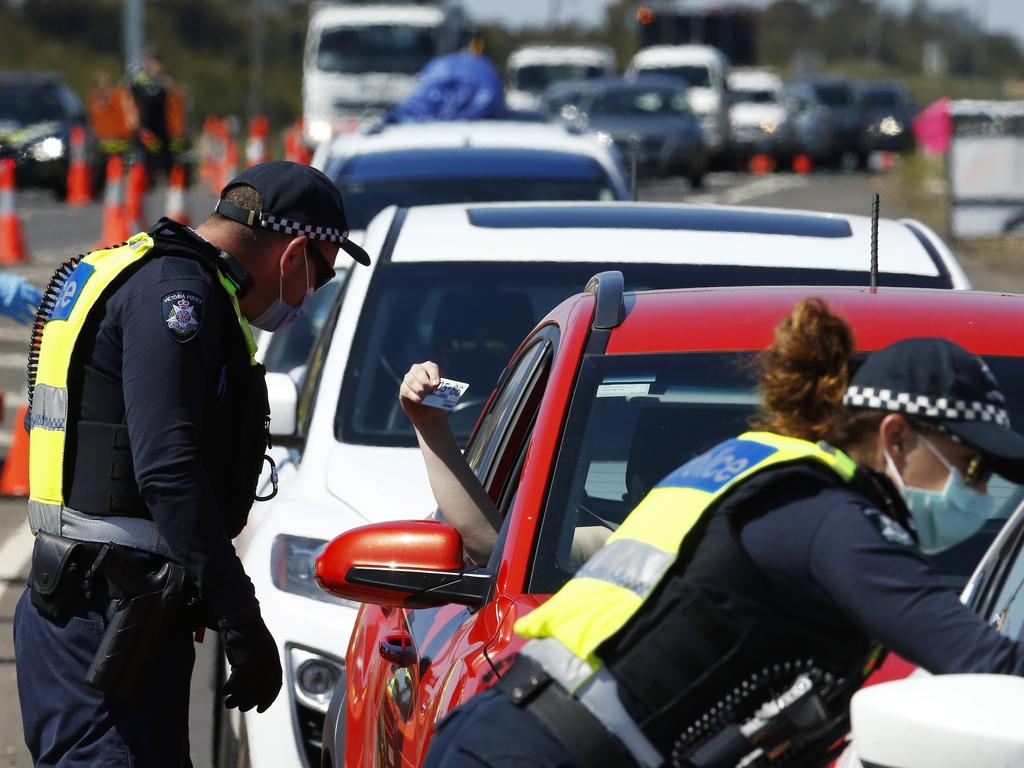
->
[14, 586, 195, 768]
[422, 688, 580, 768]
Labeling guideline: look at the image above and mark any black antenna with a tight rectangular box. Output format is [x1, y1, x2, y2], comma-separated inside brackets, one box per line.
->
[870, 192, 880, 290]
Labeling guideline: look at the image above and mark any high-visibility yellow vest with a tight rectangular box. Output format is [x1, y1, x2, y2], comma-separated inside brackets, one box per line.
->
[27, 233, 256, 555]
[515, 432, 858, 692]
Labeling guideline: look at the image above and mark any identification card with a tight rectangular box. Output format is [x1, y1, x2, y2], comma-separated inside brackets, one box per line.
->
[422, 378, 469, 411]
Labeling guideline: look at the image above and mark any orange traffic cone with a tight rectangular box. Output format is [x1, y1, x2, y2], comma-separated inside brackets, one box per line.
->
[246, 116, 269, 167]
[224, 124, 239, 186]
[199, 116, 219, 191]
[792, 154, 813, 175]
[95, 155, 131, 249]
[0, 159, 28, 264]
[125, 158, 147, 232]
[749, 154, 776, 175]
[166, 165, 190, 226]
[65, 125, 94, 206]
[1, 403, 31, 497]
[284, 119, 312, 165]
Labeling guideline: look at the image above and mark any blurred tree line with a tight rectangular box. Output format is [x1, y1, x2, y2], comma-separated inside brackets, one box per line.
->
[2, 0, 1021, 133]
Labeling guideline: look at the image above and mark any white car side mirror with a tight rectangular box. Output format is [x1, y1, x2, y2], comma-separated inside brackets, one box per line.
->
[851, 674, 1024, 768]
[266, 371, 298, 438]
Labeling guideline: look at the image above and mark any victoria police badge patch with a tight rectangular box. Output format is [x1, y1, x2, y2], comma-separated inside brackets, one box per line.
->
[162, 290, 204, 342]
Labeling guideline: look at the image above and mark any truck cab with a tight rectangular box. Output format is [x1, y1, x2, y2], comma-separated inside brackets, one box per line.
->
[302, 1, 463, 146]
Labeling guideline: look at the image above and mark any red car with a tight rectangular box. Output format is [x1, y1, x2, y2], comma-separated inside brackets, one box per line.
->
[316, 277, 1024, 768]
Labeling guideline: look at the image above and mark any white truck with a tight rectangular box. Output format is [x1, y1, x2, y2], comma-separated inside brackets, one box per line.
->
[302, 1, 463, 147]
[505, 44, 616, 112]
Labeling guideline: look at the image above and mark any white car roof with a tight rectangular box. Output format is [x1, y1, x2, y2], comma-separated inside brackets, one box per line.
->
[309, 4, 444, 30]
[630, 45, 726, 70]
[728, 69, 784, 93]
[507, 45, 616, 70]
[382, 202, 941, 277]
[324, 121, 616, 167]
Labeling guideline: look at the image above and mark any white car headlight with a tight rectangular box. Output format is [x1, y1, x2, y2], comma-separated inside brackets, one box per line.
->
[759, 119, 780, 134]
[593, 130, 614, 147]
[307, 118, 332, 144]
[271, 533, 359, 607]
[29, 136, 65, 162]
[879, 116, 904, 136]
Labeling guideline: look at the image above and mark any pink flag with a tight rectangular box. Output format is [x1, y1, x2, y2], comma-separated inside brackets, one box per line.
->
[912, 97, 952, 156]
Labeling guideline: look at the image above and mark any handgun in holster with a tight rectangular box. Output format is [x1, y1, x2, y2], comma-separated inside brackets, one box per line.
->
[85, 551, 195, 700]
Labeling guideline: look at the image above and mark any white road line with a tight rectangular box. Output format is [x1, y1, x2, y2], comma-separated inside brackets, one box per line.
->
[0, 522, 33, 605]
[0, 352, 27, 370]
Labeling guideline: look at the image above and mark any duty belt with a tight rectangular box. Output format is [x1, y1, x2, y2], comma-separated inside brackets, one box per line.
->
[496, 655, 641, 768]
[28, 500, 175, 559]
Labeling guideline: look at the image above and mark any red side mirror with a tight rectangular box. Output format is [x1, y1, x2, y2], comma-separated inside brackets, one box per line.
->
[314, 520, 477, 608]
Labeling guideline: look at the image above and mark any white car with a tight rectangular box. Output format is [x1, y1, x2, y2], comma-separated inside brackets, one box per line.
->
[505, 44, 616, 111]
[310, 120, 632, 231]
[232, 201, 970, 768]
[727, 68, 795, 164]
[627, 44, 731, 157]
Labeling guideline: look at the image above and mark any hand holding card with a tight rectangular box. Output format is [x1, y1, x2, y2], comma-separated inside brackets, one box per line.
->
[422, 378, 470, 411]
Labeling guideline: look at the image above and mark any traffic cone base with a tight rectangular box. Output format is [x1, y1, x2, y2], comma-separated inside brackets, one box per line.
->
[748, 154, 776, 175]
[95, 155, 131, 249]
[1, 403, 31, 497]
[166, 165, 190, 226]
[792, 154, 813, 175]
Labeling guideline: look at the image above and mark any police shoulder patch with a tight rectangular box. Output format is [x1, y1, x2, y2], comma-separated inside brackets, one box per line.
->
[162, 290, 204, 342]
[862, 507, 916, 548]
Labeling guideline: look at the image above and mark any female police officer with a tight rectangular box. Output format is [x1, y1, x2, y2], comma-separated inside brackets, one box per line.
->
[416, 298, 1024, 768]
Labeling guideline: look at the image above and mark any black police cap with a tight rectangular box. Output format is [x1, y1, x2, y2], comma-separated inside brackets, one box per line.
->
[214, 161, 371, 281]
[844, 337, 1024, 480]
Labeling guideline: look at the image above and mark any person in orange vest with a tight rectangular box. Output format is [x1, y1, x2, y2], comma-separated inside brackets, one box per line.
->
[87, 72, 134, 157]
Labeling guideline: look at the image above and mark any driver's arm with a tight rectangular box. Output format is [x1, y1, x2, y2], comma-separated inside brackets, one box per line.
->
[401, 362, 501, 565]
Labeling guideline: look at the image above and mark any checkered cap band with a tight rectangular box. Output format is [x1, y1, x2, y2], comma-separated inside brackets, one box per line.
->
[259, 212, 349, 243]
[843, 385, 1011, 428]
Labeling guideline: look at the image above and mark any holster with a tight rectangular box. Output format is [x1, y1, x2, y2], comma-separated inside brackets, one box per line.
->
[85, 554, 195, 701]
[29, 531, 101, 623]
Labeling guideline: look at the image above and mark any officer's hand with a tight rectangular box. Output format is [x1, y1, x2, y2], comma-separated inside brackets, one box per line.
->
[400, 361, 446, 428]
[219, 611, 282, 713]
[0, 274, 42, 325]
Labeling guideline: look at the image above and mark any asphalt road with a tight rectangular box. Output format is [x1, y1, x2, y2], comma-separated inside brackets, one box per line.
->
[0, 168, 1019, 768]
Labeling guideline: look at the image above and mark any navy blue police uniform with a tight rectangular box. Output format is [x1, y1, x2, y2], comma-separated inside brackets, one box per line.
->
[14, 161, 371, 768]
[424, 339, 1024, 768]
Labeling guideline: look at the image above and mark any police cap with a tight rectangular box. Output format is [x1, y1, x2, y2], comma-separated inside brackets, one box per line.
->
[844, 337, 1024, 480]
[215, 161, 371, 286]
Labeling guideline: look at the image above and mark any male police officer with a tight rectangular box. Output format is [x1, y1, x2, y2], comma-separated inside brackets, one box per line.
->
[14, 161, 370, 767]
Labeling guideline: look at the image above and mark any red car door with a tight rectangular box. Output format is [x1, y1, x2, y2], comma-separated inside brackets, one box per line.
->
[344, 317, 587, 768]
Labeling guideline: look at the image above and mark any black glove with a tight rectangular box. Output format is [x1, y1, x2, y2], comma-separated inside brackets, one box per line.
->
[219, 611, 283, 713]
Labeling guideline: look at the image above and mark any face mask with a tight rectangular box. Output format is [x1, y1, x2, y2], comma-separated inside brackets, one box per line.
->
[250, 249, 313, 333]
[884, 433, 994, 554]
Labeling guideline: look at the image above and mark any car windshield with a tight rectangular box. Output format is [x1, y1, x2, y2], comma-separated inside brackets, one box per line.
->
[0, 83, 66, 127]
[861, 89, 903, 108]
[639, 65, 711, 88]
[315, 24, 436, 75]
[531, 353, 1024, 594]
[813, 83, 855, 108]
[732, 89, 779, 105]
[261, 269, 348, 381]
[589, 87, 690, 117]
[513, 64, 607, 93]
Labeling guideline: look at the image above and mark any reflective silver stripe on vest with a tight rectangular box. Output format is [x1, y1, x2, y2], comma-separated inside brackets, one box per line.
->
[30, 384, 67, 431]
[575, 538, 675, 597]
[28, 500, 175, 560]
[521, 638, 664, 768]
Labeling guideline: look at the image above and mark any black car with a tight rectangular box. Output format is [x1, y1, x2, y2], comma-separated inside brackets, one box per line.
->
[793, 77, 867, 167]
[858, 80, 916, 154]
[0, 71, 96, 198]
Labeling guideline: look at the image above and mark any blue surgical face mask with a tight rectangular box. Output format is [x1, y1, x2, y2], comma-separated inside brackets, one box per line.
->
[884, 433, 994, 555]
[250, 248, 313, 333]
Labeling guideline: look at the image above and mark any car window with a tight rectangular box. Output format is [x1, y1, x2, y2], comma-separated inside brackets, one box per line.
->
[0, 83, 67, 126]
[513, 64, 607, 93]
[315, 24, 436, 75]
[638, 65, 712, 89]
[984, 515, 1024, 640]
[732, 89, 779, 105]
[589, 88, 691, 117]
[529, 352, 1024, 595]
[296, 275, 349, 440]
